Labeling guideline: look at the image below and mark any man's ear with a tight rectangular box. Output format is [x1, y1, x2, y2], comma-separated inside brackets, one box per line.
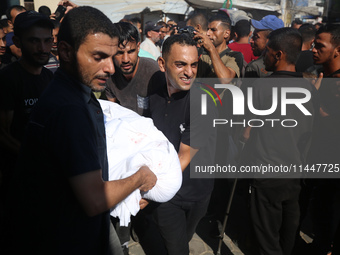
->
[224, 29, 231, 40]
[7, 19, 13, 29]
[58, 41, 74, 63]
[196, 24, 202, 33]
[334, 45, 340, 58]
[276, 50, 283, 60]
[12, 35, 21, 49]
[158, 57, 166, 72]
[137, 41, 141, 53]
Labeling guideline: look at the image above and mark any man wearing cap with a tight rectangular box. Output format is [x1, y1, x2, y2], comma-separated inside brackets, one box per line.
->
[245, 15, 284, 78]
[0, 11, 54, 193]
[140, 21, 161, 60]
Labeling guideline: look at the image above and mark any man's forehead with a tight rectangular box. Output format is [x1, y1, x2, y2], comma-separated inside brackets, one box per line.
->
[209, 20, 221, 28]
[316, 32, 332, 41]
[168, 43, 198, 59]
[118, 40, 138, 49]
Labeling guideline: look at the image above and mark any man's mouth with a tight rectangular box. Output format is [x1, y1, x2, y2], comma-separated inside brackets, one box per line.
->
[180, 77, 192, 85]
[121, 64, 132, 70]
[96, 75, 109, 84]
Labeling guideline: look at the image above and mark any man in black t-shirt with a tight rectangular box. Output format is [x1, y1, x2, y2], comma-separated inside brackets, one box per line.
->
[105, 22, 164, 116]
[308, 24, 340, 255]
[0, 12, 54, 238]
[0, 11, 54, 155]
[240, 28, 315, 255]
[134, 33, 217, 255]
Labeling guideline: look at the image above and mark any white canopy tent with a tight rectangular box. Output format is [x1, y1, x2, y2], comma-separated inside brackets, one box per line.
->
[72, 0, 193, 23]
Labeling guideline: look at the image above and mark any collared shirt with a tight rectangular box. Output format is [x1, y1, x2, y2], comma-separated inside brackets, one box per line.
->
[11, 68, 110, 254]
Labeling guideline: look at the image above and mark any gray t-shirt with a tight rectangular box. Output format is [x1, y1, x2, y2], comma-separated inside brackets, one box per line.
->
[105, 57, 165, 116]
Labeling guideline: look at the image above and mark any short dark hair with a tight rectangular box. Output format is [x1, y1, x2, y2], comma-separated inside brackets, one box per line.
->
[0, 19, 9, 29]
[291, 18, 303, 27]
[51, 19, 61, 29]
[162, 33, 197, 60]
[234, 19, 250, 38]
[114, 22, 140, 47]
[130, 17, 141, 26]
[187, 12, 208, 31]
[38, 5, 51, 17]
[316, 24, 340, 48]
[6, 5, 26, 21]
[157, 21, 167, 28]
[209, 15, 231, 30]
[267, 27, 302, 65]
[58, 6, 117, 52]
[298, 23, 316, 43]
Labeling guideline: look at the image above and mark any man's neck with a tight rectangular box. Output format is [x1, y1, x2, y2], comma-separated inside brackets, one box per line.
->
[275, 63, 296, 73]
[167, 83, 182, 98]
[301, 42, 312, 51]
[323, 59, 340, 76]
[215, 42, 228, 54]
[18, 58, 43, 75]
[236, 37, 249, 44]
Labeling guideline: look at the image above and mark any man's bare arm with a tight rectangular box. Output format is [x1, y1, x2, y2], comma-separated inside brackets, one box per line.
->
[178, 142, 199, 171]
[69, 165, 156, 217]
[194, 32, 236, 83]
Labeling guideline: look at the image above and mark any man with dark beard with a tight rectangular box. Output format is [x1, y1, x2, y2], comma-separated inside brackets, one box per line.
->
[4, 6, 156, 254]
[105, 22, 164, 116]
[0, 11, 54, 251]
[0, 11, 53, 187]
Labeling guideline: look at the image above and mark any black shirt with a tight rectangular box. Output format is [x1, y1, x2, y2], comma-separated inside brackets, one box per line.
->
[150, 82, 217, 201]
[0, 61, 53, 142]
[9, 68, 110, 254]
[241, 71, 316, 187]
[296, 50, 314, 73]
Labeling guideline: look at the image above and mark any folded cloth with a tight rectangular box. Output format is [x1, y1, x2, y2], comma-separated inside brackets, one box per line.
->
[99, 100, 182, 226]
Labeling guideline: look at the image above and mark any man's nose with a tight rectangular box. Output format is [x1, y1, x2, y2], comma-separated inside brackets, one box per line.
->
[122, 52, 129, 63]
[104, 57, 115, 75]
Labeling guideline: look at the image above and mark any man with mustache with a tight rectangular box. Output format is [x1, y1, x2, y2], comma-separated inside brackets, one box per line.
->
[105, 22, 164, 116]
[0, 11, 54, 193]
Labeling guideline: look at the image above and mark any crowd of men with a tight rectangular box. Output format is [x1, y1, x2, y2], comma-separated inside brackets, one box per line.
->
[0, 1, 339, 255]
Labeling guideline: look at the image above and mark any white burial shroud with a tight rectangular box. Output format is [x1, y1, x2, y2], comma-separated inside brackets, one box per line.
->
[99, 100, 182, 226]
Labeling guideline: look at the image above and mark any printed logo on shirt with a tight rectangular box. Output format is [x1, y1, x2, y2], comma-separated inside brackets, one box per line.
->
[24, 98, 39, 106]
[137, 95, 149, 109]
[179, 123, 185, 134]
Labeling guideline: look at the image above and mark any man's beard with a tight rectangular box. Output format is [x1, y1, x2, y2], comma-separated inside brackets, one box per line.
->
[21, 47, 50, 67]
